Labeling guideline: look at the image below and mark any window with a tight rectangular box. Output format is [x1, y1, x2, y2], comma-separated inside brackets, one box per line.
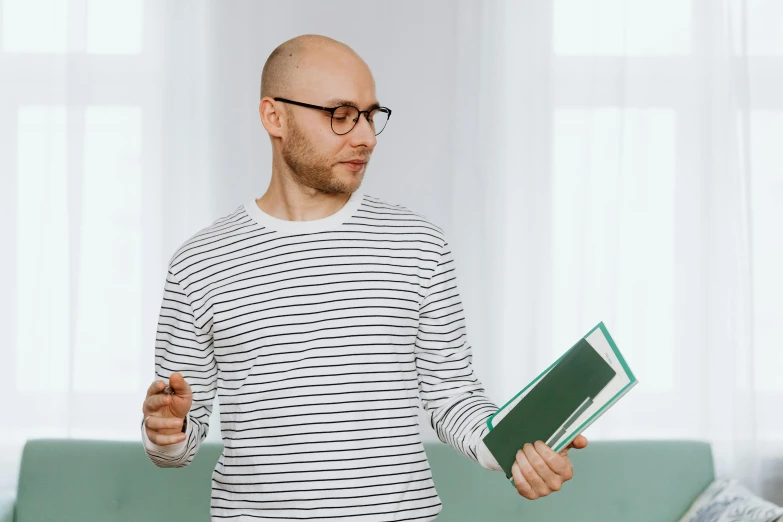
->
[74, 106, 142, 393]
[16, 106, 70, 393]
[750, 110, 783, 393]
[1, 0, 143, 54]
[1, 0, 158, 444]
[554, 0, 691, 55]
[552, 108, 676, 393]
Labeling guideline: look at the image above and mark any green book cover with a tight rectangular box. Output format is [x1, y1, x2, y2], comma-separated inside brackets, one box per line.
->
[483, 322, 638, 482]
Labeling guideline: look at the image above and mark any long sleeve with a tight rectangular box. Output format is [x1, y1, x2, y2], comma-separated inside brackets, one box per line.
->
[141, 269, 217, 468]
[415, 239, 501, 471]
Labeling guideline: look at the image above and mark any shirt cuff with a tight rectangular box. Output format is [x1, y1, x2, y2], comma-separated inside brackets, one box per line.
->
[141, 416, 190, 457]
[478, 439, 502, 471]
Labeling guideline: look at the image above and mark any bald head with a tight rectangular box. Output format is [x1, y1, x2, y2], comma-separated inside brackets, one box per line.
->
[257, 35, 381, 196]
[260, 35, 365, 99]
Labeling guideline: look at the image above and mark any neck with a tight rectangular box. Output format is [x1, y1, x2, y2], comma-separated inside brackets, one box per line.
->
[256, 165, 353, 222]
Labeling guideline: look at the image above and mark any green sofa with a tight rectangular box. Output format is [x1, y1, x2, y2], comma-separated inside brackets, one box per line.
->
[2, 439, 714, 521]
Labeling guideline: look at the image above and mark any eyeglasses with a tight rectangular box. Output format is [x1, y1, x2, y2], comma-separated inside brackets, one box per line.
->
[273, 97, 392, 136]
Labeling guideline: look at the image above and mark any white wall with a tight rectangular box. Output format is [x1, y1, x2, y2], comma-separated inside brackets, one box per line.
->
[189, 0, 462, 225]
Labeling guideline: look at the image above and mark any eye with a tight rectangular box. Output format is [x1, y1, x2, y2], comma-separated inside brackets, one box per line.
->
[332, 107, 353, 120]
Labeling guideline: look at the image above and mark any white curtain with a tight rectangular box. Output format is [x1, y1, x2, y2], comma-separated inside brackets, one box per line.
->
[453, 0, 783, 502]
[1, 0, 782, 506]
[0, 0, 223, 497]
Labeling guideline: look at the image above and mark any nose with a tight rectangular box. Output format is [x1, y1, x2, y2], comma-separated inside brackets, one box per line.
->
[348, 112, 377, 149]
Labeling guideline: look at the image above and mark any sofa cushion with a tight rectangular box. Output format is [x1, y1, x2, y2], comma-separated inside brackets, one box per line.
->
[677, 479, 783, 522]
[15, 439, 221, 522]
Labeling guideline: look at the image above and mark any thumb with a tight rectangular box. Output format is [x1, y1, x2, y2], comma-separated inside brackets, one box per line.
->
[559, 434, 588, 457]
[168, 372, 192, 396]
[571, 434, 588, 449]
[167, 372, 192, 420]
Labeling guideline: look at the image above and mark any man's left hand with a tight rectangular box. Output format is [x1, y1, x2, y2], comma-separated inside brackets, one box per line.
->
[511, 434, 588, 499]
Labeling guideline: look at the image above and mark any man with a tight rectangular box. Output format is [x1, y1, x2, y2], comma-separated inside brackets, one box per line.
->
[141, 34, 588, 521]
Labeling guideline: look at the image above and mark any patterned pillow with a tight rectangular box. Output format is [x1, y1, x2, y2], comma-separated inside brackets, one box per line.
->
[678, 479, 783, 522]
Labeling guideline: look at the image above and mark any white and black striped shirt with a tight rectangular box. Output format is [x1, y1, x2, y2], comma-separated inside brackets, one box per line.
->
[141, 191, 500, 521]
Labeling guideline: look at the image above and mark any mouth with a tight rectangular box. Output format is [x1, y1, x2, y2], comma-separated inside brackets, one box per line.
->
[340, 159, 368, 171]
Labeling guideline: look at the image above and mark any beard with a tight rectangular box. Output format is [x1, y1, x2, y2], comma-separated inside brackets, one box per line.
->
[281, 116, 364, 195]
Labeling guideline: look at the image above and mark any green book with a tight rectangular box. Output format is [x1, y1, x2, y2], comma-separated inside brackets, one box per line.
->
[483, 321, 638, 482]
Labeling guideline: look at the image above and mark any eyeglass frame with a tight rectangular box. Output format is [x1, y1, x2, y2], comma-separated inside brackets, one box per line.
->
[272, 97, 392, 136]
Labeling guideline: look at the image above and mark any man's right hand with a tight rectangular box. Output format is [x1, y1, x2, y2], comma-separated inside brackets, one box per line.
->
[142, 372, 192, 446]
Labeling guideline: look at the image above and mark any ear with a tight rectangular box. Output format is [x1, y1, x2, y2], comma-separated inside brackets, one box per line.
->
[259, 97, 284, 138]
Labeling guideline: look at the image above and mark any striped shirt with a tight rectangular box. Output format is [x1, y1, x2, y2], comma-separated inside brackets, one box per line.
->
[141, 191, 501, 521]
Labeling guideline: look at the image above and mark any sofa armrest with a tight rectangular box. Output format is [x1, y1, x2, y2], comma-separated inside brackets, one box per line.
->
[0, 490, 14, 522]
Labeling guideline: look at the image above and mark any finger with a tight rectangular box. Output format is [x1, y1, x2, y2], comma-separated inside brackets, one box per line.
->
[517, 446, 551, 497]
[535, 440, 571, 479]
[142, 393, 172, 415]
[511, 461, 537, 499]
[168, 372, 192, 395]
[146, 430, 187, 446]
[527, 442, 563, 492]
[146, 379, 166, 398]
[145, 415, 185, 432]
[572, 434, 588, 449]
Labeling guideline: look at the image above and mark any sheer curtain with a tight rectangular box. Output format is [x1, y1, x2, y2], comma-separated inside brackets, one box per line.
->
[0, 0, 479, 498]
[453, 0, 783, 502]
[1, 0, 782, 507]
[0, 0, 222, 496]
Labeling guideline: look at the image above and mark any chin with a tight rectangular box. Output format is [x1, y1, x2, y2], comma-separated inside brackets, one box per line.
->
[329, 170, 364, 193]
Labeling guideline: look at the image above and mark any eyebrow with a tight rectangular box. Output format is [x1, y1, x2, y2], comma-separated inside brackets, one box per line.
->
[325, 98, 381, 111]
